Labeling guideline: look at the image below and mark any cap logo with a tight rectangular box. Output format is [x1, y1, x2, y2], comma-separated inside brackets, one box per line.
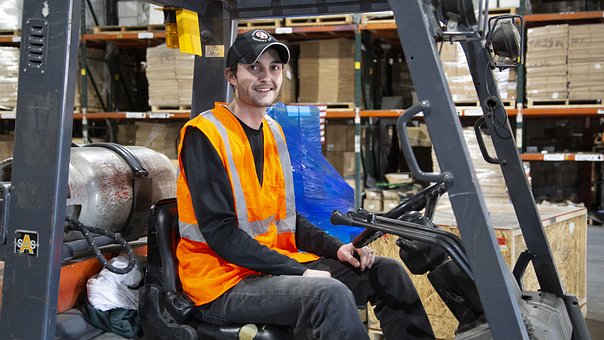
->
[251, 30, 271, 42]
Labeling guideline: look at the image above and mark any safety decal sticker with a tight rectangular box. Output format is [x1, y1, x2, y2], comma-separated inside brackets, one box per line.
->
[14, 229, 39, 256]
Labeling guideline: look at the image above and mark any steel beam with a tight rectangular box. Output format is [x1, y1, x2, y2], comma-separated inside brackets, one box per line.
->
[388, 0, 529, 338]
[0, 0, 81, 338]
[461, 39, 590, 340]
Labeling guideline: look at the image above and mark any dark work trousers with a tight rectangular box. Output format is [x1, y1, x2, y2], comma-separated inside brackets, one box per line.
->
[196, 256, 435, 340]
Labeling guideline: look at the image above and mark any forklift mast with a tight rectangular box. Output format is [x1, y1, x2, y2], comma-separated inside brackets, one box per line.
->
[0, 0, 589, 339]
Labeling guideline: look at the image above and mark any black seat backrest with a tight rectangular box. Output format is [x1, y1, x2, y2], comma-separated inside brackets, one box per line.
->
[146, 198, 181, 292]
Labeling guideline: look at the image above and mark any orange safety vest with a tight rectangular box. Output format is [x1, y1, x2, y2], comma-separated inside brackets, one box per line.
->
[176, 103, 319, 306]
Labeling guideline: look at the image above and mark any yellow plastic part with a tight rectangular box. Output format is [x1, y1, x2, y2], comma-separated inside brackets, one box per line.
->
[176, 9, 202, 56]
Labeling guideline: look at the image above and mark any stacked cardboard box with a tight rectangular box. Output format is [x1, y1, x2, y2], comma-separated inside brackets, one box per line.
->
[146, 44, 194, 108]
[118, 0, 150, 26]
[85, 0, 106, 30]
[135, 122, 182, 159]
[277, 64, 296, 104]
[298, 39, 355, 103]
[567, 24, 604, 101]
[440, 42, 517, 103]
[75, 48, 110, 112]
[0, 134, 14, 161]
[525, 24, 569, 101]
[0, 47, 19, 110]
[117, 122, 138, 146]
[0, 0, 22, 30]
[324, 122, 356, 178]
[433, 127, 509, 203]
[391, 57, 415, 108]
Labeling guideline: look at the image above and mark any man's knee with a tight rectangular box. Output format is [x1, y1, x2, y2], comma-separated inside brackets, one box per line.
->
[316, 278, 357, 308]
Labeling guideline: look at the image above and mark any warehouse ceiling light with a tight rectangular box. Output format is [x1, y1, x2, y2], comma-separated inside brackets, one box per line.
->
[485, 15, 524, 69]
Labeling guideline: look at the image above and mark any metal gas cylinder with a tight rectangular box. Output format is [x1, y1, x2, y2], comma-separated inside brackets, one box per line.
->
[66, 145, 177, 239]
[1, 144, 177, 241]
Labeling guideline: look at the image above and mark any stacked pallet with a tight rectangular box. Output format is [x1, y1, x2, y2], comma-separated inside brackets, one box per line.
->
[297, 39, 355, 104]
[146, 44, 194, 109]
[75, 48, 110, 112]
[134, 122, 182, 159]
[525, 24, 569, 102]
[440, 42, 517, 105]
[0, 47, 19, 110]
[567, 24, 604, 101]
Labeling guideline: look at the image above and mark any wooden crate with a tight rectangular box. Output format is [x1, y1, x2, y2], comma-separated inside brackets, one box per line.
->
[367, 203, 587, 339]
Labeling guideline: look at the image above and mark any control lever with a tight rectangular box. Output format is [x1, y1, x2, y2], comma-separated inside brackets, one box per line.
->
[349, 210, 384, 248]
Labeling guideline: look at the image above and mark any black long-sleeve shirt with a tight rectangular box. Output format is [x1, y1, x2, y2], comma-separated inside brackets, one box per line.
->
[180, 116, 344, 276]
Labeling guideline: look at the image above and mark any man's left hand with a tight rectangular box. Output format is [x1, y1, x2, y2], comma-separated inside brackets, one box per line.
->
[337, 243, 376, 271]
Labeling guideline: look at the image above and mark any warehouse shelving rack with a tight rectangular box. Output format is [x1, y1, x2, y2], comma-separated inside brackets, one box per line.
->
[2, 6, 604, 208]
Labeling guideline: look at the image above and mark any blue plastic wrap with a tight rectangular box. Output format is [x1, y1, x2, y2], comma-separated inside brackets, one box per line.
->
[267, 103, 363, 243]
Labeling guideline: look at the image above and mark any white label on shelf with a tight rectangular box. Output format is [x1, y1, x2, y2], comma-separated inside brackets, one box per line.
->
[464, 108, 483, 116]
[138, 32, 154, 39]
[574, 154, 603, 162]
[275, 27, 293, 34]
[543, 153, 565, 161]
[125, 111, 146, 119]
[0, 112, 16, 119]
[598, 109, 604, 114]
[12, 36, 21, 43]
[149, 112, 172, 119]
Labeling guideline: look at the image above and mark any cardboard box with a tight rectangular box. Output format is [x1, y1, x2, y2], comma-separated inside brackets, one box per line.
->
[365, 189, 383, 200]
[325, 124, 350, 152]
[325, 151, 344, 175]
[383, 199, 400, 212]
[363, 199, 383, 212]
[342, 151, 356, 177]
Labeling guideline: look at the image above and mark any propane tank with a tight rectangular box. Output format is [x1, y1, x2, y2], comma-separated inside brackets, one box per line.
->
[1, 144, 177, 241]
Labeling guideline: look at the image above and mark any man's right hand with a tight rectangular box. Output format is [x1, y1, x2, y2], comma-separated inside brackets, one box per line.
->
[302, 269, 332, 278]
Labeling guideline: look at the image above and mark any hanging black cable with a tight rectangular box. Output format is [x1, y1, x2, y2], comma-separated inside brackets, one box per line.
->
[65, 216, 137, 274]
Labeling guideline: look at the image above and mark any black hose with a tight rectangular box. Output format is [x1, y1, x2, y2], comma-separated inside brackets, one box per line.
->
[65, 216, 137, 274]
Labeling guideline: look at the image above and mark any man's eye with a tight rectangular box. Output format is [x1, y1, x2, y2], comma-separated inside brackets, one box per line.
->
[249, 65, 259, 71]
[271, 65, 282, 71]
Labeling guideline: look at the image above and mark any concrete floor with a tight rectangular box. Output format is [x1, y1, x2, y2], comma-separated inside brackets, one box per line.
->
[587, 225, 604, 339]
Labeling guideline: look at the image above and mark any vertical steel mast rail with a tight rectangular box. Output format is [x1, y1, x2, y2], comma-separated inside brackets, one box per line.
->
[0, 0, 82, 338]
[0, 0, 586, 339]
[389, 0, 530, 338]
[461, 39, 590, 339]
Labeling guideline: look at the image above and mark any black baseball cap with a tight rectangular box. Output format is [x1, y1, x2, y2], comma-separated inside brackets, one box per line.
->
[226, 29, 290, 68]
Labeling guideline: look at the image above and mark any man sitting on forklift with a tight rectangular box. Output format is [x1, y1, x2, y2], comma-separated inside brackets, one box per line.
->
[175, 29, 435, 339]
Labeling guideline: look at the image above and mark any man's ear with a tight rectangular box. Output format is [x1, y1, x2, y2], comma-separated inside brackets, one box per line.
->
[225, 67, 237, 86]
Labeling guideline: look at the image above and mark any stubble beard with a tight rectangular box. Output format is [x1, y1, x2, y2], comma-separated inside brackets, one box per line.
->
[237, 83, 281, 108]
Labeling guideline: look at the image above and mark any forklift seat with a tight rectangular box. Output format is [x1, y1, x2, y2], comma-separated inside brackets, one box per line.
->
[139, 198, 292, 340]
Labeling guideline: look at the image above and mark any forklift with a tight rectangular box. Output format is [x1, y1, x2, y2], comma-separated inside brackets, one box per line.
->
[0, 0, 592, 339]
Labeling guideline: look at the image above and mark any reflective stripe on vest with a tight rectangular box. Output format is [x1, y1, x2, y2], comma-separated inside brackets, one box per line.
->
[178, 110, 296, 242]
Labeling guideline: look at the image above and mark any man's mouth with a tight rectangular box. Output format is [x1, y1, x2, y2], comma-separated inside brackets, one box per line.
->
[255, 87, 273, 93]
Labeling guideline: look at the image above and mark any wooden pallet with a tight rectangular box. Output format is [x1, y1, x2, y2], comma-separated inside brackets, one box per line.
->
[151, 104, 192, 113]
[285, 15, 352, 27]
[528, 98, 604, 108]
[238, 19, 282, 29]
[488, 7, 518, 15]
[93, 25, 159, 34]
[296, 102, 355, 111]
[361, 11, 395, 24]
[0, 29, 20, 37]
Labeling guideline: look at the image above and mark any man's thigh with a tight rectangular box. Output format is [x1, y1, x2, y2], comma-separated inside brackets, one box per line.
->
[196, 275, 342, 326]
